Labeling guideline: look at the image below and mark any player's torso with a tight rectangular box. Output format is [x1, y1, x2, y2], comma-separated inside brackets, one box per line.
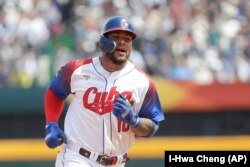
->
[65, 57, 149, 155]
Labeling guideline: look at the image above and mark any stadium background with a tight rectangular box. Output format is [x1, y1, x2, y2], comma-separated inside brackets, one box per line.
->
[0, 0, 250, 167]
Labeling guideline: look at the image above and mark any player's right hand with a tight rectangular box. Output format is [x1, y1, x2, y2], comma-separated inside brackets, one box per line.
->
[45, 122, 67, 149]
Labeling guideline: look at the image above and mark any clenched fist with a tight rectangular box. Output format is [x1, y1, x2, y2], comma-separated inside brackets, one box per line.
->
[113, 94, 141, 127]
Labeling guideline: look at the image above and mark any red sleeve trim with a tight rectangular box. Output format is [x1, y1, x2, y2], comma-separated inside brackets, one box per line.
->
[44, 88, 64, 123]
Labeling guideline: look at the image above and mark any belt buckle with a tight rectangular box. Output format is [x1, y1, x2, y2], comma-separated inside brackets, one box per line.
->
[99, 155, 110, 166]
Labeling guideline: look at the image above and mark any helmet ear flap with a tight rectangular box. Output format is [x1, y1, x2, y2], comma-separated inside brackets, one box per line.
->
[99, 35, 116, 53]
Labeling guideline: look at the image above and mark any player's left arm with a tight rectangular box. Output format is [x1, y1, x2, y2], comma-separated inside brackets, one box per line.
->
[113, 79, 165, 137]
[130, 118, 159, 137]
[131, 81, 165, 137]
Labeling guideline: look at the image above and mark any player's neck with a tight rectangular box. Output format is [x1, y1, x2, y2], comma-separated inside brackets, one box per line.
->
[99, 55, 126, 72]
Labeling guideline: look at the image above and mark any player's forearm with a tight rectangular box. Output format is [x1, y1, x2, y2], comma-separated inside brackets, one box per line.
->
[130, 118, 155, 137]
[45, 88, 64, 123]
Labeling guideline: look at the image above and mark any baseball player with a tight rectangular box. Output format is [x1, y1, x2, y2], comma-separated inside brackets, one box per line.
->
[44, 16, 165, 167]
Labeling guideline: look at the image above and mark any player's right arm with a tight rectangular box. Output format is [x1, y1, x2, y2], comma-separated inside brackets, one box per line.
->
[44, 61, 73, 149]
[44, 59, 92, 149]
[44, 88, 67, 149]
[44, 60, 87, 149]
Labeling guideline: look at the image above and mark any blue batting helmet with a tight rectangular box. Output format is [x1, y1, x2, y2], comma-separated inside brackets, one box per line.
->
[99, 16, 136, 53]
[102, 16, 137, 39]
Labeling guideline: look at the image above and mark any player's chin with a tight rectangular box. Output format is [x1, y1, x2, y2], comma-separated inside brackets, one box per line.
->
[117, 55, 129, 63]
[111, 52, 128, 62]
[110, 54, 128, 65]
[117, 54, 128, 61]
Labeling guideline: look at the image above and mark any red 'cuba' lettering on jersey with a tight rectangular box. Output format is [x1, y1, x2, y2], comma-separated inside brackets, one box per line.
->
[83, 86, 133, 115]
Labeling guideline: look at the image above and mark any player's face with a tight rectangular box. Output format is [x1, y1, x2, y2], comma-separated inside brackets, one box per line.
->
[107, 31, 133, 65]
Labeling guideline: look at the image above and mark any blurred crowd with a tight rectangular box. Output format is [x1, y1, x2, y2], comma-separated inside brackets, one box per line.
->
[0, 0, 250, 88]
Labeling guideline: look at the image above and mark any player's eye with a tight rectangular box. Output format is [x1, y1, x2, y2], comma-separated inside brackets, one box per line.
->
[109, 33, 132, 43]
[124, 37, 132, 42]
[111, 35, 119, 41]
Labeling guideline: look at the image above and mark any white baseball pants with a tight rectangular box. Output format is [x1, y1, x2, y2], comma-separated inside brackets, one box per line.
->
[55, 145, 126, 167]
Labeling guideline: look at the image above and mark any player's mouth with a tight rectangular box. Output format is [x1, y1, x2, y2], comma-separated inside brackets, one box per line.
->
[115, 48, 127, 55]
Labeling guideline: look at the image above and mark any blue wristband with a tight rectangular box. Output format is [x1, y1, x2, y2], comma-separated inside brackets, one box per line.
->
[130, 115, 141, 128]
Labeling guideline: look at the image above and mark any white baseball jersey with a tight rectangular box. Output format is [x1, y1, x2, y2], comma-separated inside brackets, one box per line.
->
[49, 56, 165, 156]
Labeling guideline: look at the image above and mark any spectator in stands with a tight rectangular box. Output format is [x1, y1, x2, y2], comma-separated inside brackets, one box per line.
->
[1, 0, 250, 88]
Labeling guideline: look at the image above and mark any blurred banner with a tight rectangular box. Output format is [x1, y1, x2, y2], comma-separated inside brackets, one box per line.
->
[1, 77, 250, 113]
[153, 77, 250, 112]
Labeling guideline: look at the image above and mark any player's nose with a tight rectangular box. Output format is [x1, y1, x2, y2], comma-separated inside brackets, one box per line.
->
[117, 39, 126, 45]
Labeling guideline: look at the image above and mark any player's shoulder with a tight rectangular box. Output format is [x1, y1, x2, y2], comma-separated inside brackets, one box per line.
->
[67, 58, 93, 67]
[58, 58, 93, 75]
[133, 66, 155, 84]
[133, 66, 148, 76]
[62, 58, 93, 70]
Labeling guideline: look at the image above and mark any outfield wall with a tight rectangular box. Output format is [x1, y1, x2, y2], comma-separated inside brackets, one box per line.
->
[0, 79, 250, 166]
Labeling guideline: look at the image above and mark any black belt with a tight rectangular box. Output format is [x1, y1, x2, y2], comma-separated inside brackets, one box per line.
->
[79, 148, 129, 166]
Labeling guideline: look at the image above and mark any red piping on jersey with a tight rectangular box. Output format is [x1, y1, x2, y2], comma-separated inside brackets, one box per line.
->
[45, 88, 64, 123]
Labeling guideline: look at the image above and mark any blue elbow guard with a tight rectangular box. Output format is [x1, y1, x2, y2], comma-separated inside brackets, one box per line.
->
[145, 121, 159, 138]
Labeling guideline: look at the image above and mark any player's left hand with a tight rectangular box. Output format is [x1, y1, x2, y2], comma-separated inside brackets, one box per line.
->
[113, 94, 141, 127]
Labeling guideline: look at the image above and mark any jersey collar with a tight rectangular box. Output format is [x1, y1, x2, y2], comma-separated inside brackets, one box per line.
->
[92, 56, 134, 77]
